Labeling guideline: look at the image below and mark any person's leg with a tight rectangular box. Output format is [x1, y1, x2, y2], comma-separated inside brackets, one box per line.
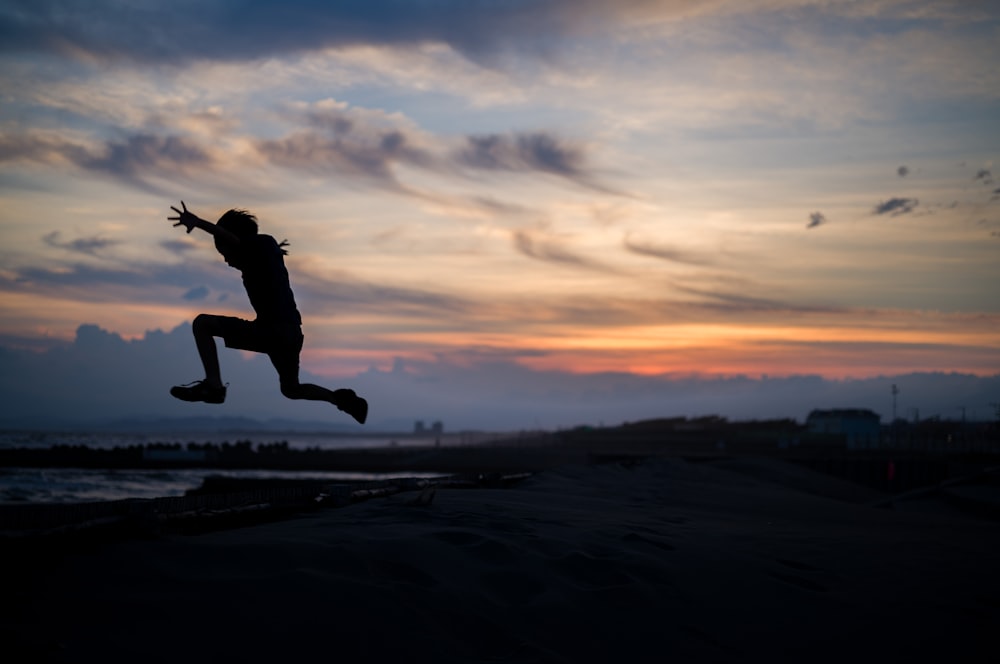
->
[171, 315, 252, 403]
[280, 380, 343, 402]
[270, 332, 367, 423]
[279, 380, 368, 425]
[192, 313, 227, 388]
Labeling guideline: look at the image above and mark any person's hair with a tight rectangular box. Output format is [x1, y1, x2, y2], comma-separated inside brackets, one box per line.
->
[217, 209, 258, 238]
[215, 208, 289, 255]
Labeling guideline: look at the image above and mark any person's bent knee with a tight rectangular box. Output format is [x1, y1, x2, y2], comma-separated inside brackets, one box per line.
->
[193, 313, 223, 336]
[280, 382, 303, 400]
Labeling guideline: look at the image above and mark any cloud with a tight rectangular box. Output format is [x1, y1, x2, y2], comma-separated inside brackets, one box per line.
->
[0, 1, 632, 66]
[255, 122, 435, 190]
[513, 229, 619, 273]
[974, 168, 993, 185]
[42, 230, 120, 256]
[2, 123, 430, 197]
[873, 197, 918, 216]
[622, 235, 713, 265]
[258, 102, 609, 191]
[182, 286, 210, 301]
[256, 111, 616, 195]
[78, 134, 212, 183]
[806, 211, 827, 229]
[12, 0, 981, 70]
[2, 322, 998, 429]
[455, 132, 619, 193]
[459, 133, 584, 177]
[897, 165, 909, 177]
[3, 99, 616, 200]
[160, 239, 198, 255]
[668, 283, 813, 315]
[0, 252, 477, 326]
[0, 131, 214, 192]
[0, 259, 235, 310]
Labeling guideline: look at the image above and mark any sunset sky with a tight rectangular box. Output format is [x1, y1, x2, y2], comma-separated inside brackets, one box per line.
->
[1, 1, 998, 429]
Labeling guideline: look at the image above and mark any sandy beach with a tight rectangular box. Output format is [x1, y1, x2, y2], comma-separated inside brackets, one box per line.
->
[5, 455, 997, 663]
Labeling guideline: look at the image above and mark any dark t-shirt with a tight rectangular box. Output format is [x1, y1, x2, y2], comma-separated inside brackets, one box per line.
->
[237, 234, 302, 327]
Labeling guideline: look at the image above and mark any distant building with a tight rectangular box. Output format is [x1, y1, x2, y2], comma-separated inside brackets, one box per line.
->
[414, 420, 444, 436]
[806, 408, 881, 449]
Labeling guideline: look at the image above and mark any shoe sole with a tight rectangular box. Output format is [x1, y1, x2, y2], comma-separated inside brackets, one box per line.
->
[170, 386, 226, 404]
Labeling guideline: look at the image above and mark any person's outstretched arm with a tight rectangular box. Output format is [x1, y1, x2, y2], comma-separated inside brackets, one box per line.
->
[168, 201, 240, 246]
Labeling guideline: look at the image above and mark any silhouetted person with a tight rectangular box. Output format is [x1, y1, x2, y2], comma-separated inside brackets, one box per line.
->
[167, 201, 367, 424]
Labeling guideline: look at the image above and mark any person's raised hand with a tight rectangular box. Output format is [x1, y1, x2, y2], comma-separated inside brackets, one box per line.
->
[168, 201, 196, 233]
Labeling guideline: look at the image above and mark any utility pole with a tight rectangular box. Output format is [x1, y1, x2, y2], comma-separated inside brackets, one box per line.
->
[891, 384, 899, 447]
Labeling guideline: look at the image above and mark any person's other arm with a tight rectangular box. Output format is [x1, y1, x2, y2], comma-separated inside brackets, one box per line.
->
[168, 201, 240, 246]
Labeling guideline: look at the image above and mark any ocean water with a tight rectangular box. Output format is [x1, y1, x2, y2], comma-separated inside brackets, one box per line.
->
[0, 428, 484, 504]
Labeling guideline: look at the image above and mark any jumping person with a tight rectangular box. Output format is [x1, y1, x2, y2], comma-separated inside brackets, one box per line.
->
[167, 201, 367, 424]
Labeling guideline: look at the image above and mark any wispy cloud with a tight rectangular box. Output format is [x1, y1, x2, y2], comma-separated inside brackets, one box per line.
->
[42, 231, 120, 256]
[0, 1, 636, 66]
[669, 282, 823, 316]
[0, 259, 233, 306]
[873, 197, 919, 216]
[256, 131, 419, 190]
[622, 234, 714, 265]
[0, 131, 213, 192]
[9, 1, 987, 69]
[182, 286, 209, 301]
[159, 239, 198, 255]
[78, 134, 212, 185]
[256, 113, 618, 195]
[458, 133, 581, 176]
[513, 229, 620, 273]
[255, 100, 439, 187]
[457, 132, 621, 193]
[3, 118, 613, 202]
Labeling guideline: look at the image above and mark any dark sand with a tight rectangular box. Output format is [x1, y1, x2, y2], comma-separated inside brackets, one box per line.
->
[5, 457, 997, 663]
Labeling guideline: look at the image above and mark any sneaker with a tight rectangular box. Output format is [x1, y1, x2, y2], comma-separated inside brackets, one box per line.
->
[333, 388, 368, 425]
[170, 380, 226, 404]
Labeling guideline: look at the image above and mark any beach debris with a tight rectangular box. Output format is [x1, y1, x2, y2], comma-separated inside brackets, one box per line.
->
[0, 472, 535, 540]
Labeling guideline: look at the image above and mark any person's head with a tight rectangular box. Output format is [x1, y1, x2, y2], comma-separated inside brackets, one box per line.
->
[217, 209, 258, 240]
[215, 209, 258, 267]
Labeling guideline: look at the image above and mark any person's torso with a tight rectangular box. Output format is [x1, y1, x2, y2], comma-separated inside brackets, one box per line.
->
[238, 235, 302, 326]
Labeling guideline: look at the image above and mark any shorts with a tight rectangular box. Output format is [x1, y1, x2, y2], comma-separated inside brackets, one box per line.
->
[218, 317, 304, 386]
